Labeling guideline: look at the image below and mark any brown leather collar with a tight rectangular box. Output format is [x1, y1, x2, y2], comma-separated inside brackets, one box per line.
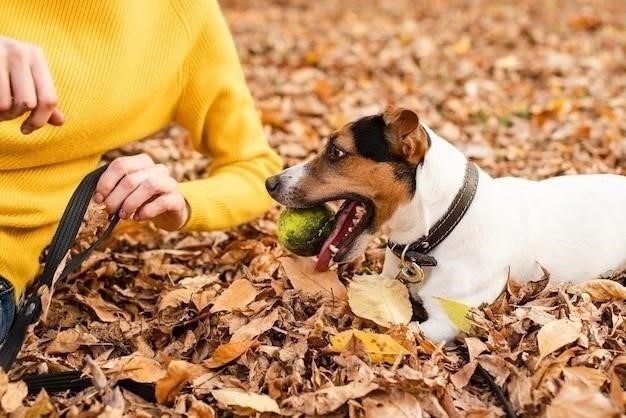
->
[388, 161, 479, 268]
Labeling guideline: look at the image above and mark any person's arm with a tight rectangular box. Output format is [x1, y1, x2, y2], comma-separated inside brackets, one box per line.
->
[173, 0, 282, 231]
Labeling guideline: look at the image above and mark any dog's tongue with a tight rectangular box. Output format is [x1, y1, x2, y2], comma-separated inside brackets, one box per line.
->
[316, 201, 358, 271]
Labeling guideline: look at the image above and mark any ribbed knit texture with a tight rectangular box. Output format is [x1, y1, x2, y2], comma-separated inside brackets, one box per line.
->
[0, 0, 282, 296]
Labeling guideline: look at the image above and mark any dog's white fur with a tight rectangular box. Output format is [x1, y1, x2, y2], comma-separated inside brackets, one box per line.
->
[382, 126, 626, 342]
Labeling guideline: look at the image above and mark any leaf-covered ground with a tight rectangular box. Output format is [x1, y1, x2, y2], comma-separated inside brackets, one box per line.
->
[2, 0, 626, 416]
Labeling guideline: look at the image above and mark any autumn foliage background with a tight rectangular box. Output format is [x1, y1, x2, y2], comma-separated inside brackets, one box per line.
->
[2, 0, 626, 416]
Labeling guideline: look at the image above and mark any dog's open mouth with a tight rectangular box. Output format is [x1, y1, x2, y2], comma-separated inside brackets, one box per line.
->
[316, 198, 374, 271]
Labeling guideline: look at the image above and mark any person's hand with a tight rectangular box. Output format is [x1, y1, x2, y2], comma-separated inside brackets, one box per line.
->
[0, 37, 65, 134]
[94, 154, 190, 231]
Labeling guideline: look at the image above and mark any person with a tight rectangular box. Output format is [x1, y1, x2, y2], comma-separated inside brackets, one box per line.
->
[0, 1, 282, 341]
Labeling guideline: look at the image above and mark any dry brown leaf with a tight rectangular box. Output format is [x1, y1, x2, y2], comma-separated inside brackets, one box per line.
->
[99, 387, 125, 418]
[568, 279, 626, 302]
[347, 274, 412, 327]
[211, 388, 281, 414]
[46, 326, 99, 354]
[465, 337, 488, 362]
[283, 381, 379, 415]
[450, 360, 478, 389]
[205, 340, 258, 369]
[280, 257, 347, 301]
[537, 319, 582, 360]
[209, 279, 257, 313]
[188, 400, 216, 418]
[563, 366, 608, 389]
[102, 355, 166, 383]
[158, 288, 193, 312]
[74, 294, 130, 322]
[155, 360, 207, 404]
[230, 309, 280, 343]
[545, 383, 618, 418]
[362, 390, 422, 418]
[0, 380, 27, 413]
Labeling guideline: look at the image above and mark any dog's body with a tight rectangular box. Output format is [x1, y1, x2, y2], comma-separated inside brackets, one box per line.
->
[266, 107, 626, 342]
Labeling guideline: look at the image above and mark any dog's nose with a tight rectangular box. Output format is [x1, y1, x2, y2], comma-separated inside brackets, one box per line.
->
[265, 175, 281, 194]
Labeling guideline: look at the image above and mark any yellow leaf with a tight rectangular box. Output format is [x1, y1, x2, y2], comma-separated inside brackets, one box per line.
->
[205, 340, 258, 369]
[211, 388, 281, 414]
[537, 319, 582, 360]
[347, 274, 412, 327]
[569, 279, 626, 302]
[433, 296, 471, 332]
[330, 329, 408, 364]
[210, 279, 257, 313]
[452, 36, 471, 55]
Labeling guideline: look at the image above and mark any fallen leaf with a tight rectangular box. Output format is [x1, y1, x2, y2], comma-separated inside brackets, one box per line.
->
[330, 329, 408, 364]
[158, 288, 193, 312]
[347, 274, 412, 327]
[563, 366, 608, 389]
[537, 319, 582, 360]
[74, 294, 130, 322]
[209, 279, 257, 313]
[188, 400, 216, 418]
[211, 388, 280, 414]
[231, 309, 280, 342]
[568, 279, 626, 302]
[450, 360, 478, 389]
[99, 386, 125, 418]
[155, 360, 207, 404]
[433, 296, 471, 332]
[465, 337, 488, 362]
[283, 381, 378, 415]
[0, 380, 27, 413]
[280, 257, 347, 301]
[103, 355, 166, 383]
[545, 383, 618, 418]
[362, 389, 422, 418]
[205, 340, 258, 369]
[46, 326, 100, 354]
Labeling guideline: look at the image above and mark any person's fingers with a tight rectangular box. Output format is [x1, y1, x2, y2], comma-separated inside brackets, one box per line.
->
[0, 50, 11, 118]
[48, 108, 65, 126]
[135, 193, 182, 220]
[21, 47, 59, 133]
[94, 154, 155, 205]
[119, 173, 177, 219]
[7, 50, 36, 123]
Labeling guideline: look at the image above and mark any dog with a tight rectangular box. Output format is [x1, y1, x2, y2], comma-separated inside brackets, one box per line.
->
[265, 106, 626, 342]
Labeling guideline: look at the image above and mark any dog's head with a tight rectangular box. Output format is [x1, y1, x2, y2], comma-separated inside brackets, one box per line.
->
[266, 106, 430, 270]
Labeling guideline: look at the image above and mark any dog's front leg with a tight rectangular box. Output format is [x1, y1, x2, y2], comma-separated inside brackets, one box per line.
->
[409, 297, 459, 343]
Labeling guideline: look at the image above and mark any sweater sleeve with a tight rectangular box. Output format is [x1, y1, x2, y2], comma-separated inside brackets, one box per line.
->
[174, 0, 282, 232]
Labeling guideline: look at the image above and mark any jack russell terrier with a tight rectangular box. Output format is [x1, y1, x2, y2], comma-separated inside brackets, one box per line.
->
[265, 106, 626, 342]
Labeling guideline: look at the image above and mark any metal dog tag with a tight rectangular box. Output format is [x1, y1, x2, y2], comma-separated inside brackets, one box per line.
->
[398, 261, 424, 284]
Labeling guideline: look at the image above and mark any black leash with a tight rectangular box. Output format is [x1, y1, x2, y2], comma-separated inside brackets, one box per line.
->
[0, 164, 156, 400]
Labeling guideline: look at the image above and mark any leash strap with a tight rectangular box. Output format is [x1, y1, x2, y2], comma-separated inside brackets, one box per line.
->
[388, 162, 480, 267]
[0, 164, 157, 400]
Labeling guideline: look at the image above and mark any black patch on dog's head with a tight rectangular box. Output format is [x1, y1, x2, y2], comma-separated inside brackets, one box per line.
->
[351, 115, 399, 163]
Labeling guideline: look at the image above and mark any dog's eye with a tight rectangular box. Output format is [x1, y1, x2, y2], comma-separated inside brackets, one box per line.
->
[328, 144, 347, 161]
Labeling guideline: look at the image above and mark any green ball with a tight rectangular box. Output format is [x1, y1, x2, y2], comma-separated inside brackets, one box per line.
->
[276, 204, 335, 257]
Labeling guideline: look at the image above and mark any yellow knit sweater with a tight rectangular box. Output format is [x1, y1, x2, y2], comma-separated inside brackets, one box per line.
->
[0, 0, 282, 296]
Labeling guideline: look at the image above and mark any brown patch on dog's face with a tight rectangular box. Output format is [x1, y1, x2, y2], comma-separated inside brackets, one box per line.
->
[265, 107, 430, 266]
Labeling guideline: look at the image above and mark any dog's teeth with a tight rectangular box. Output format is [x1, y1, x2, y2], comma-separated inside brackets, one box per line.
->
[329, 245, 339, 253]
[348, 226, 354, 232]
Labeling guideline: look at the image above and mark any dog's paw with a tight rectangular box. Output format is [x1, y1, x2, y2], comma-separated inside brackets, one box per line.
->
[411, 319, 458, 344]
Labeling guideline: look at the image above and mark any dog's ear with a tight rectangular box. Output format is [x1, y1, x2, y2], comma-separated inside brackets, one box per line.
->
[382, 106, 428, 165]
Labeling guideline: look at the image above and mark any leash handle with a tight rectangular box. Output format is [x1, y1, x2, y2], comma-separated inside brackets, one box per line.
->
[0, 164, 119, 371]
